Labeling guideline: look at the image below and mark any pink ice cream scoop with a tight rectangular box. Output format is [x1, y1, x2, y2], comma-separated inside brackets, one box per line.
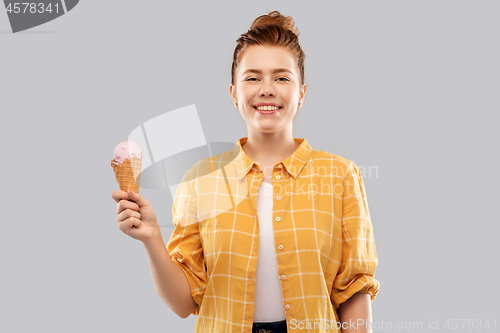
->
[113, 141, 142, 164]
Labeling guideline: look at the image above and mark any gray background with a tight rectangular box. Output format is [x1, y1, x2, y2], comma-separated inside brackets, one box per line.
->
[1, 1, 499, 332]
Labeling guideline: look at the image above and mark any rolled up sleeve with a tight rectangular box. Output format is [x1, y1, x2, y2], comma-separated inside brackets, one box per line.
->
[166, 171, 207, 316]
[331, 162, 380, 309]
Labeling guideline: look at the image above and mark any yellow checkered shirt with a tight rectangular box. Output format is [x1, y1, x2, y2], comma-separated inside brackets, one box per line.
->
[166, 137, 380, 333]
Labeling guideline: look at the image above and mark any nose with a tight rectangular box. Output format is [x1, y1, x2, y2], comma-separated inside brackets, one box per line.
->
[259, 80, 276, 97]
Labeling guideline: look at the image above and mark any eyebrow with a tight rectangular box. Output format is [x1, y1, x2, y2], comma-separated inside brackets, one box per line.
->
[242, 68, 293, 75]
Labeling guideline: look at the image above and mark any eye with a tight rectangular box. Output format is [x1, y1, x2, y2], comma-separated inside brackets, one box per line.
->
[245, 77, 289, 82]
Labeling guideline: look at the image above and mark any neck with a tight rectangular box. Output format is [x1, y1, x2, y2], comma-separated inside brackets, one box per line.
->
[242, 128, 299, 165]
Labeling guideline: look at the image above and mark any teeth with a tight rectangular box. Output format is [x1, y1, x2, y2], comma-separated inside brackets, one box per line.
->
[256, 106, 280, 111]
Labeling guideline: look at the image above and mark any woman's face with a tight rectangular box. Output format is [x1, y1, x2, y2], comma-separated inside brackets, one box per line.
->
[229, 45, 307, 135]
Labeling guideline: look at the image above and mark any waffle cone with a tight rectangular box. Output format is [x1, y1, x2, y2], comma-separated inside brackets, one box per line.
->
[111, 157, 142, 193]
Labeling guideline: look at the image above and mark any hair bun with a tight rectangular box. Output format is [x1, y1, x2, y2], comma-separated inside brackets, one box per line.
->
[231, 10, 306, 87]
[250, 10, 300, 36]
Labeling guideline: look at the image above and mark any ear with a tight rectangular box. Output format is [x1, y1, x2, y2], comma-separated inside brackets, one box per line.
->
[229, 84, 236, 102]
[298, 83, 308, 107]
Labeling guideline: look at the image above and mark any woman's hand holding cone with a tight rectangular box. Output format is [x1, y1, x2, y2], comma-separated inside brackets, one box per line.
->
[112, 190, 160, 243]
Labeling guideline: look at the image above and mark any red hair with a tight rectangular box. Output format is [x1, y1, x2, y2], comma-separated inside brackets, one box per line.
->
[231, 10, 306, 87]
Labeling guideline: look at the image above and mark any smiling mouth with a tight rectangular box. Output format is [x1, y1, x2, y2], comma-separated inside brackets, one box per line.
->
[253, 106, 282, 111]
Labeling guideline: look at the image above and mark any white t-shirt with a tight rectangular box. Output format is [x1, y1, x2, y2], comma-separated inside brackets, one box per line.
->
[253, 181, 287, 322]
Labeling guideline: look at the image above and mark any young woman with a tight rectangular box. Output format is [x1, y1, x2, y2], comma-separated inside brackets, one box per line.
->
[112, 10, 379, 333]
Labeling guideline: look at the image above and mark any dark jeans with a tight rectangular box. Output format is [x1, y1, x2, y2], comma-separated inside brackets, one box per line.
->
[252, 319, 288, 333]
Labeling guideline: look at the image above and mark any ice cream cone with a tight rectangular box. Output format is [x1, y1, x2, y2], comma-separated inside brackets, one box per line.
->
[111, 156, 142, 193]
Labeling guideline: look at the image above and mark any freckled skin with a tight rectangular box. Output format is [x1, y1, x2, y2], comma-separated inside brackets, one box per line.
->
[229, 45, 306, 134]
[229, 45, 307, 175]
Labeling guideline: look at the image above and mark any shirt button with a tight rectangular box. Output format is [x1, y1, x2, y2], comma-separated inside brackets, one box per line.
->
[281, 275, 286, 280]
[276, 175, 281, 180]
[285, 304, 290, 310]
[276, 196, 281, 201]
[275, 216, 281, 222]
[278, 244, 283, 250]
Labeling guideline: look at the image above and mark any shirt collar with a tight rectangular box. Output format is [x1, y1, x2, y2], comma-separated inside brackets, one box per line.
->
[232, 137, 313, 181]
